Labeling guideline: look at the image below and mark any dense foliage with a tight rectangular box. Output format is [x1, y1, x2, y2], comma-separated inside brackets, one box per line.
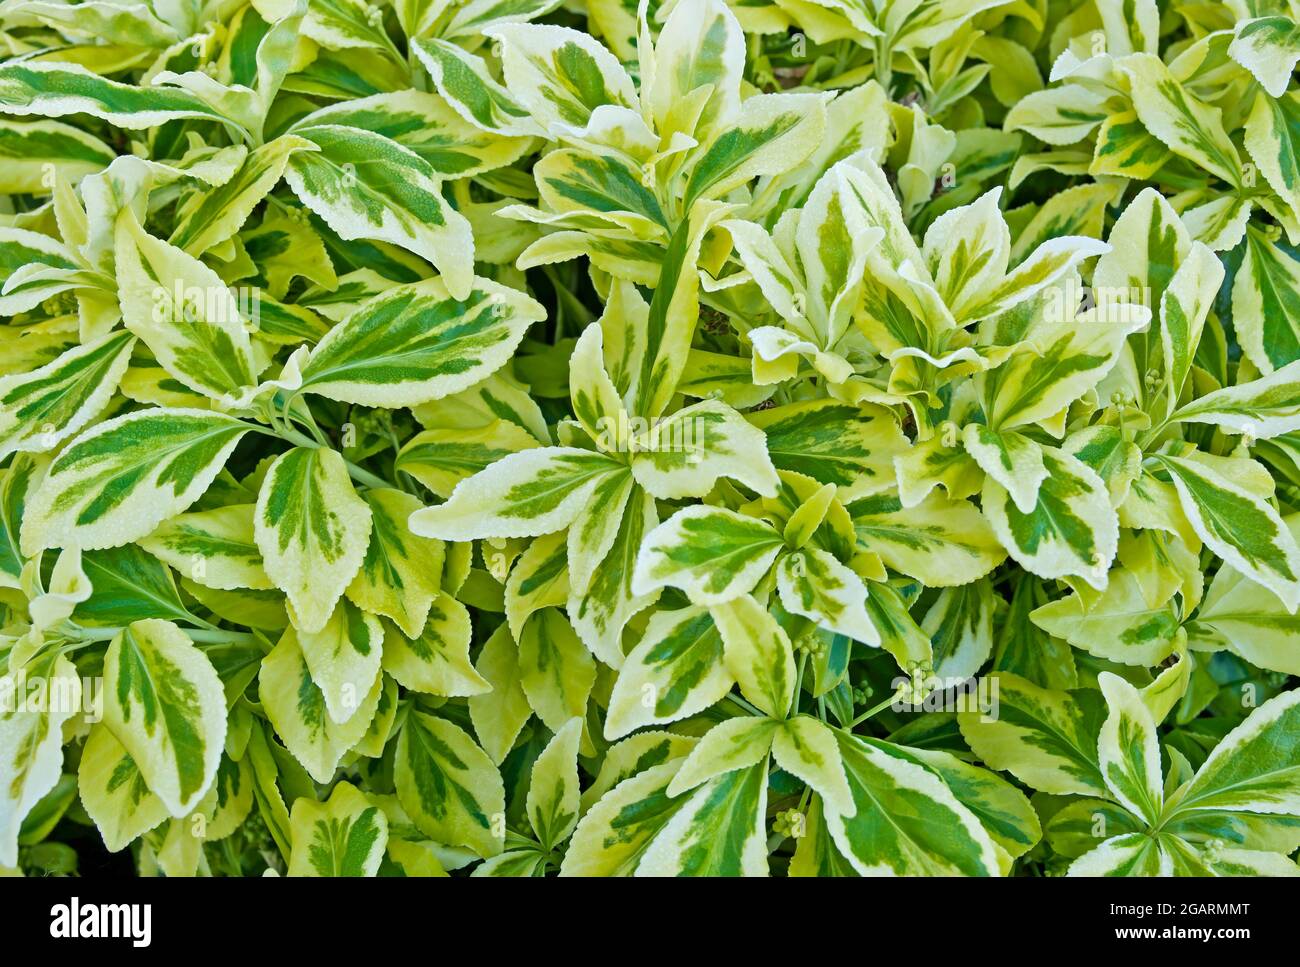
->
[1, 0, 1300, 878]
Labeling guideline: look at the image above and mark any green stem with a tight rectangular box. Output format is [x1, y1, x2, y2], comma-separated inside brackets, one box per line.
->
[726, 693, 767, 717]
[189, 628, 258, 645]
[259, 422, 395, 491]
[793, 650, 807, 711]
[72, 625, 256, 645]
[849, 689, 902, 728]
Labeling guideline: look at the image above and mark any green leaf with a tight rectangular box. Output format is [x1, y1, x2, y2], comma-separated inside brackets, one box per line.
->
[0, 455, 40, 590]
[525, 717, 582, 850]
[287, 781, 388, 876]
[103, 619, 227, 817]
[981, 311, 1143, 432]
[901, 746, 1042, 860]
[285, 125, 476, 297]
[1156, 452, 1300, 611]
[1005, 83, 1114, 145]
[299, 277, 545, 407]
[604, 605, 732, 739]
[21, 408, 250, 554]
[504, 530, 570, 639]
[632, 506, 783, 605]
[958, 672, 1107, 797]
[962, 425, 1047, 514]
[0, 329, 134, 461]
[569, 485, 657, 667]
[73, 544, 193, 627]
[395, 710, 505, 858]
[823, 732, 1002, 876]
[0, 652, 81, 867]
[713, 594, 796, 719]
[254, 446, 373, 634]
[258, 624, 382, 783]
[922, 579, 996, 680]
[645, 0, 743, 144]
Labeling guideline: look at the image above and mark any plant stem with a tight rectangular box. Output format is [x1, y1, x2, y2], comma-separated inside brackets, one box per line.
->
[188, 628, 258, 645]
[726, 693, 767, 717]
[267, 422, 395, 491]
[73, 625, 256, 645]
[849, 690, 902, 728]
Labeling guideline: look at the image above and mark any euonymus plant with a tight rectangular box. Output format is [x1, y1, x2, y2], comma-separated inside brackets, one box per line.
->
[1, 0, 1299, 878]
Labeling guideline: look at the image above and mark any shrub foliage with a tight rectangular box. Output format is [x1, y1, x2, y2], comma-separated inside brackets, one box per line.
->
[1, 0, 1300, 877]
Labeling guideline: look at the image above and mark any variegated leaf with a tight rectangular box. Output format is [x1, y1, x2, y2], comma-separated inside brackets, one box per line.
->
[395, 710, 505, 858]
[77, 724, 168, 854]
[823, 732, 1002, 877]
[982, 446, 1118, 590]
[1156, 452, 1300, 611]
[381, 594, 488, 696]
[0, 328, 134, 461]
[254, 447, 373, 633]
[299, 277, 545, 407]
[1096, 672, 1164, 824]
[287, 780, 388, 877]
[604, 605, 732, 739]
[103, 619, 226, 817]
[525, 717, 582, 850]
[138, 504, 270, 591]
[632, 506, 783, 605]
[410, 447, 624, 541]
[0, 652, 80, 867]
[285, 125, 476, 298]
[20, 408, 250, 554]
[258, 624, 382, 783]
[115, 209, 258, 402]
[345, 488, 444, 637]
